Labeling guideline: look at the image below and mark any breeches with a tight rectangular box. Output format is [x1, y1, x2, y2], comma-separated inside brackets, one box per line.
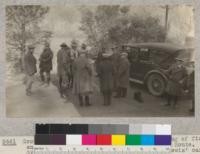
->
[25, 74, 35, 91]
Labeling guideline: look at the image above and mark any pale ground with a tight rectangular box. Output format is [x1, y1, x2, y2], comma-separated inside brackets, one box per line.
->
[6, 74, 193, 118]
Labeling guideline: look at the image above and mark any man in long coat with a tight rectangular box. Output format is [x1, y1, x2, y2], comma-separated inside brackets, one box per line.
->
[68, 41, 79, 88]
[39, 42, 53, 85]
[115, 52, 130, 97]
[165, 59, 188, 108]
[24, 45, 37, 96]
[72, 44, 93, 106]
[111, 46, 121, 94]
[57, 43, 71, 98]
[187, 71, 194, 112]
[97, 51, 114, 106]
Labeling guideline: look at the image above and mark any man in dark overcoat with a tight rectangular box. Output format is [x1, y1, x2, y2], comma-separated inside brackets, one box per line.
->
[24, 45, 37, 96]
[187, 71, 194, 113]
[57, 43, 71, 98]
[115, 52, 130, 97]
[111, 46, 121, 95]
[39, 42, 53, 85]
[96, 47, 105, 74]
[69, 41, 79, 88]
[97, 51, 114, 106]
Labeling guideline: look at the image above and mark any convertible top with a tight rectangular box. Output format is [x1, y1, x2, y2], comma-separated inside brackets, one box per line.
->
[124, 42, 188, 52]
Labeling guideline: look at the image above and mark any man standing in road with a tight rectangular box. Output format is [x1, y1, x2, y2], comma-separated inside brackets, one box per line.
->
[72, 44, 93, 106]
[97, 50, 114, 106]
[69, 40, 79, 88]
[39, 42, 53, 86]
[111, 46, 121, 96]
[165, 59, 188, 108]
[57, 43, 71, 98]
[24, 45, 37, 96]
[115, 52, 130, 98]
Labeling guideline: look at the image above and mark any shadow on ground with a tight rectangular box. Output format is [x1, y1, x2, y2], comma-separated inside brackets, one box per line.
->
[50, 73, 194, 117]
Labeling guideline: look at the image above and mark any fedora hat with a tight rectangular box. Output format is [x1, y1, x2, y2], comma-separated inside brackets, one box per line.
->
[79, 49, 87, 55]
[81, 43, 87, 48]
[28, 45, 35, 49]
[45, 42, 50, 47]
[102, 50, 113, 58]
[121, 52, 128, 56]
[60, 43, 68, 48]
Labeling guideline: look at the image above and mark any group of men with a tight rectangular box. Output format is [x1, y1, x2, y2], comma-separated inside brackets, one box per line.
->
[96, 47, 130, 106]
[24, 43, 53, 96]
[23, 42, 131, 107]
[23, 41, 194, 113]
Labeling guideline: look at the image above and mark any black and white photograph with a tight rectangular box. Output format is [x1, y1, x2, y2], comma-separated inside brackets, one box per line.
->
[6, 5, 195, 117]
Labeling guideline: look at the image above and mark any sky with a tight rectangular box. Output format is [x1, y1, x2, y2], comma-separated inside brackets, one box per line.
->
[40, 5, 85, 52]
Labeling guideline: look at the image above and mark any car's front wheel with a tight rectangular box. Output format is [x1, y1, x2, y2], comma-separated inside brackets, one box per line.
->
[146, 73, 166, 96]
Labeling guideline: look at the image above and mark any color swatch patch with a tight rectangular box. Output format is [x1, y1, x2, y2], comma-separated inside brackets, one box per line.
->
[96, 135, 111, 145]
[82, 135, 96, 145]
[35, 124, 171, 146]
[112, 135, 126, 145]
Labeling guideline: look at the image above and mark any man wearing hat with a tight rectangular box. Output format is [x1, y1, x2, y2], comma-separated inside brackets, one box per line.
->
[24, 45, 37, 96]
[97, 50, 114, 106]
[57, 43, 71, 98]
[115, 52, 130, 98]
[111, 46, 121, 95]
[39, 42, 53, 86]
[96, 47, 106, 74]
[72, 47, 93, 106]
[79, 43, 88, 57]
[70, 40, 79, 60]
[165, 58, 188, 108]
[68, 40, 79, 88]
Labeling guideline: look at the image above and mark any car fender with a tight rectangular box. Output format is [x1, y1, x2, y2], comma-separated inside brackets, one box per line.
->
[144, 70, 168, 85]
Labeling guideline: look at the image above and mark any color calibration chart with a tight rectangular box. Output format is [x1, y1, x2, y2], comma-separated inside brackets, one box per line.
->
[33, 124, 171, 153]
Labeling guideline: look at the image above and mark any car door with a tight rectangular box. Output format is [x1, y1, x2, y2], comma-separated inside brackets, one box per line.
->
[128, 47, 141, 80]
[136, 47, 154, 80]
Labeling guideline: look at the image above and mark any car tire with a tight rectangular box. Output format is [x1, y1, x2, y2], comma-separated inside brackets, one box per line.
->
[146, 73, 166, 96]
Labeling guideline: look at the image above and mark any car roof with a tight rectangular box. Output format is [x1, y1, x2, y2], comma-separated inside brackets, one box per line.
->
[124, 42, 187, 52]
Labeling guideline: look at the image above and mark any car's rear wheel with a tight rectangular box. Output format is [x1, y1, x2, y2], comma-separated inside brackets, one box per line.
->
[146, 73, 166, 96]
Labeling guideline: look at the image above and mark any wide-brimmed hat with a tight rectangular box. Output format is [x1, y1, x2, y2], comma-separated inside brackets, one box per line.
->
[121, 52, 128, 56]
[111, 45, 117, 49]
[71, 41, 78, 47]
[175, 58, 185, 62]
[60, 43, 68, 48]
[79, 49, 87, 55]
[28, 45, 35, 49]
[45, 42, 50, 47]
[81, 43, 87, 48]
[102, 50, 113, 58]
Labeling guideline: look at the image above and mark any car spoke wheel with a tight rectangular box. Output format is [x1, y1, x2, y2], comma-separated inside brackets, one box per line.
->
[147, 74, 165, 96]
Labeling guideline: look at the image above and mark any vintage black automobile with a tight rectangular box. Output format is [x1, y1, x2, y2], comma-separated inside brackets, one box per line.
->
[123, 42, 193, 96]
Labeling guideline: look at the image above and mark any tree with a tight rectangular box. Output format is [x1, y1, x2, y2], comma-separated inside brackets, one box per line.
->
[6, 5, 52, 72]
[80, 6, 166, 52]
[80, 6, 121, 49]
[80, 8, 98, 48]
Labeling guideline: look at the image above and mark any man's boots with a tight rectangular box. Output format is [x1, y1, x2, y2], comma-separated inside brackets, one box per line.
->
[78, 95, 83, 106]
